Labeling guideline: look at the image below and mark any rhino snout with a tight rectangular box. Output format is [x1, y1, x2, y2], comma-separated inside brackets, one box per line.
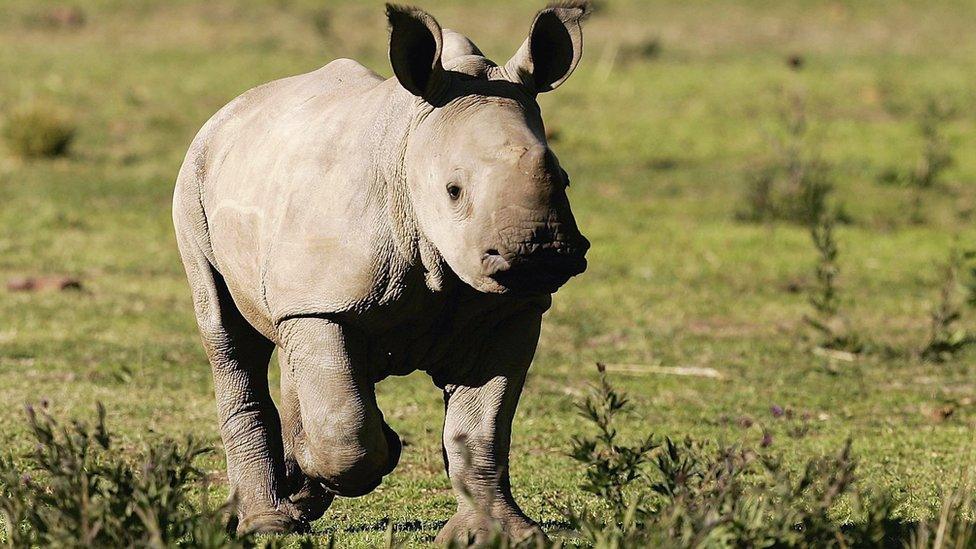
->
[481, 235, 589, 293]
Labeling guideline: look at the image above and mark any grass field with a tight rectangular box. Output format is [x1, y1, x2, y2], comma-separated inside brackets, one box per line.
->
[2, 0, 976, 546]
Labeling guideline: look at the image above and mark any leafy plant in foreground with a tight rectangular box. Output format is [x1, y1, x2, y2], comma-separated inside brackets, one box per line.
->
[564, 363, 658, 547]
[0, 402, 254, 548]
[556, 366, 976, 548]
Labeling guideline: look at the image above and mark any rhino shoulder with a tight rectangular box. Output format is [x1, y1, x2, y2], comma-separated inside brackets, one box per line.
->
[194, 58, 381, 153]
[262, 205, 406, 324]
[288, 58, 385, 102]
[318, 58, 384, 85]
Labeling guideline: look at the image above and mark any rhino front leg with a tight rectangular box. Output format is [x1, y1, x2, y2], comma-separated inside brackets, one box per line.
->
[279, 362, 335, 522]
[435, 310, 546, 544]
[278, 317, 401, 498]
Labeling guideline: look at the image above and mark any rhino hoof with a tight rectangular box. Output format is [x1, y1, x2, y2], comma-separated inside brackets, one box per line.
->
[236, 508, 309, 536]
[433, 511, 546, 545]
[288, 480, 335, 523]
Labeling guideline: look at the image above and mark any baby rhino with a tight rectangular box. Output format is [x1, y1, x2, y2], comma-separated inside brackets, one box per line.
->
[173, 2, 591, 542]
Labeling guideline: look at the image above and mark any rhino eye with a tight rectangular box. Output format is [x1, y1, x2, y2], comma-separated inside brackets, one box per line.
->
[446, 182, 462, 201]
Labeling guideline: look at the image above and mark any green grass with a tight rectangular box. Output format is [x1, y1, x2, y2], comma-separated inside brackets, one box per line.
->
[1, 0, 975, 546]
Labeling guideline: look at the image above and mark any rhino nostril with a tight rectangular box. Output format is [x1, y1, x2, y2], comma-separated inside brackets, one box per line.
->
[486, 248, 501, 256]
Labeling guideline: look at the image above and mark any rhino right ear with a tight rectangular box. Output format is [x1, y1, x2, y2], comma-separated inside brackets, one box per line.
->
[387, 4, 447, 101]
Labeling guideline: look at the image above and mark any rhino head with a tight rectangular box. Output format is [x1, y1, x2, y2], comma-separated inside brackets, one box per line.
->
[387, 3, 591, 295]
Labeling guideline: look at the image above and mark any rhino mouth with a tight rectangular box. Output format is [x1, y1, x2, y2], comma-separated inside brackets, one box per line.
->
[484, 247, 587, 294]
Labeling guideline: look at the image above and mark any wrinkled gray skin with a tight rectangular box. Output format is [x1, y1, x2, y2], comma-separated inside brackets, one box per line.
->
[173, 2, 590, 543]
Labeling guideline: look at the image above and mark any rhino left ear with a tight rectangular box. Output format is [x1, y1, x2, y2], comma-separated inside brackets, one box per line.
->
[387, 4, 447, 101]
[504, 1, 591, 94]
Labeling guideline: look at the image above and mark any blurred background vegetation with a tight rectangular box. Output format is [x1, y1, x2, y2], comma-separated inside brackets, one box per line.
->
[1, 1, 975, 546]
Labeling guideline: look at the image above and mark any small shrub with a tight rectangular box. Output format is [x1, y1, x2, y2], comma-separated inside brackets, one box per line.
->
[309, 8, 331, 38]
[804, 214, 863, 353]
[910, 99, 955, 191]
[619, 36, 662, 64]
[739, 165, 776, 222]
[964, 249, 976, 308]
[807, 214, 839, 315]
[875, 98, 955, 224]
[559, 366, 976, 548]
[565, 363, 658, 547]
[561, 367, 878, 547]
[737, 94, 838, 226]
[0, 402, 255, 547]
[906, 100, 955, 224]
[921, 248, 974, 362]
[3, 103, 76, 159]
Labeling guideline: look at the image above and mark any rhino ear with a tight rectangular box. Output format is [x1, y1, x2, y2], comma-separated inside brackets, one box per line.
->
[504, 1, 591, 94]
[386, 4, 447, 100]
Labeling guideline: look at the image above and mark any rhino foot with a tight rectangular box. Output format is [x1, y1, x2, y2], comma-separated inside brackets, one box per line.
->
[433, 508, 546, 546]
[235, 501, 311, 536]
[287, 477, 335, 524]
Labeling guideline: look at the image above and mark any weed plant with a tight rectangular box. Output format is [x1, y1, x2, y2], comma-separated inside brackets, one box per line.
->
[0, 403, 252, 548]
[876, 99, 955, 224]
[738, 95, 836, 226]
[921, 248, 974, 362]
[2, 103, 76, 159]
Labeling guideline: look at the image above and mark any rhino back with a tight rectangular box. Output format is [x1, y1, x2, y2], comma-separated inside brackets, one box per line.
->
[195, 58, 407, 333]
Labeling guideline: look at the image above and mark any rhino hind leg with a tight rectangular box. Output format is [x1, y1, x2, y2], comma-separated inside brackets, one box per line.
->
[435, 310, 547, 544]
[184, 269, 304, 533]
[174, 196, 306, 533]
